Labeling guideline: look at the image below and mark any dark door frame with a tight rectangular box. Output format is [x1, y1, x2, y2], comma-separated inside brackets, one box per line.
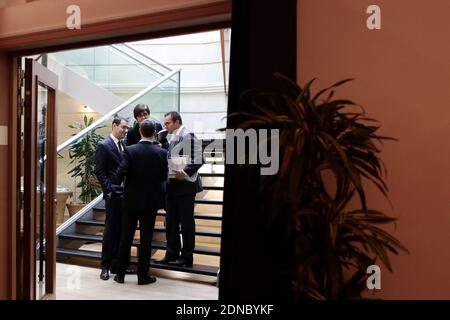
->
[22, 58, 58, 299]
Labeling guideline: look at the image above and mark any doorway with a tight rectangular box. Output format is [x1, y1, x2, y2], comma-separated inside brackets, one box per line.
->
[16, 58, 58, 299]
[16, 29, 230, 299]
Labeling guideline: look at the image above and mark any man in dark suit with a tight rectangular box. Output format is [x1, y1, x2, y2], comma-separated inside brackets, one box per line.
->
[157, 111, 204, 267]
[94, 117, 129, 280]
[113, 119, 168, 285]
[126, 103, 169, 149]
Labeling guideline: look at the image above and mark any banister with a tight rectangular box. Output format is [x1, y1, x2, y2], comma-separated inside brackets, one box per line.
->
[56, 68, 181, 153]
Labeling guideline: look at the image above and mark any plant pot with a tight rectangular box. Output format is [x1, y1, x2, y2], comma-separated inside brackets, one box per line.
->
[55, 191, 71, 225]
[66, 203, 86, 217]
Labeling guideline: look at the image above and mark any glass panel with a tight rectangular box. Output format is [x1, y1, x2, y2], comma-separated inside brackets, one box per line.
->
[36, 83, 48, 299]
[113, 43, 173, 76]
[48, 45, 173, 98]
[56, 71, 180, 224]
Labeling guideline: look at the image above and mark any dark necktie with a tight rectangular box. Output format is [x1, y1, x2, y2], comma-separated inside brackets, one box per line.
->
[118, 140, 124, 153]
[168, 140, 175, 154]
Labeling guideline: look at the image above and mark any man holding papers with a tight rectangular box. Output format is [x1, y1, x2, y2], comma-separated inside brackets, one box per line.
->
[157, 111, 204, 267]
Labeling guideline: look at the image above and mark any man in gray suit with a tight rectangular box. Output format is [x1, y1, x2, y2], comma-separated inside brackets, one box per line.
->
[157, 111, 204, 267]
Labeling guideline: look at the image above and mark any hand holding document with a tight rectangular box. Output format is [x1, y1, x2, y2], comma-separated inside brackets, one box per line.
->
[174, 170, 187, 180]
[168, 156, 187, 178]
[168, 155, 198, 182]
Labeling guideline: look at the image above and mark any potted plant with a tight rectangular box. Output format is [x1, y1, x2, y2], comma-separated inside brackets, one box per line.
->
[66, 115, 104, 216]
[228, 73, 408, 299]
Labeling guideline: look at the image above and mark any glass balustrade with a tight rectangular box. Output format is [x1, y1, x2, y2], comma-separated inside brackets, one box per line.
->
[112, 43, 173, 78]
[48, 44, 174, 98]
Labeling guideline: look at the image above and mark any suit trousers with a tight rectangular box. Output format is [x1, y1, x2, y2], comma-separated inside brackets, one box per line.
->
[116, 209, 156, 276]
[101, 196, 123, 269]
[165, 192, 196, 261]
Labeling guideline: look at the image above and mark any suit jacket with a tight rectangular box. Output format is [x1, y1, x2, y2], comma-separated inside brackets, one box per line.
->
[167, 127, 204, 196]
[95, 136, 124, 199]
[126, 120, 169, 150]
[117, 141, 168, 211]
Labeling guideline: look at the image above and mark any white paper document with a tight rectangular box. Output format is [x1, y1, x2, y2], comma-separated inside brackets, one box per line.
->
[168, 156, 198, 182]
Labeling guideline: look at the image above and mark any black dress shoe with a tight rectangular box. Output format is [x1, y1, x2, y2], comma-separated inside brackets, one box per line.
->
[113, 274, 125, 284]
[168, 258, 193, 267]
[137, 275, 157, 285]
[154, 256, 178, 264]
[100, 267, 109, 280]
[111, 266, 136, 274]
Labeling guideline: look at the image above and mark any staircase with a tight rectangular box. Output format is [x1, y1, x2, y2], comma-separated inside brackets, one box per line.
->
[56, 140, 224, 279]
[50, 42, 224, 279]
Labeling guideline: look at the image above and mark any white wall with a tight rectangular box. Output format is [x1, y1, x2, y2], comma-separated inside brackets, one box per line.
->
[47, 56, 124, 116]
[130, 29, 230, 133]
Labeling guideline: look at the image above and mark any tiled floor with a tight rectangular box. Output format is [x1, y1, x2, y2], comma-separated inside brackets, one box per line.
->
[55, 263, 218, 300]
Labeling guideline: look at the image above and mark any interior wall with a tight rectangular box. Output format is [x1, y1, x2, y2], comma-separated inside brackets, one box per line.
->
[0, 52, 10, 299]
[298, 0, 450, 299]
[131, 30, 229, 133]
[0, 0, 228, 40]
[56, 92, 102, 207]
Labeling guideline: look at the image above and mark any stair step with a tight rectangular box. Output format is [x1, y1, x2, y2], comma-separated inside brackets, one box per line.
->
[76, 220, 221, 237]
[92, 210, 222, 221]
[195, 199, 223, 205]
[93, 200, 106, 211]
[202, 185, 224, 191]
[199, 172, 224, 177]
[204, 159, 224, 164]
[76, 220, 105, 227]
[56, 247, 219, 277]
[59, 233, 220, 256]
[156, 212, 222, 221]
[92, 199, 224, 211]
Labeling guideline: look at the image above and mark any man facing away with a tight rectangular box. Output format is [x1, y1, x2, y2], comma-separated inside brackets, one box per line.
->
[114, 119, 168, 285]
[94, 117, 129, 280]
[157, 111, 204, 267]
[126, 103, 169, 149]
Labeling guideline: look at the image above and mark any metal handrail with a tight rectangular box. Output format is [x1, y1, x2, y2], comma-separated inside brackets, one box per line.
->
[56, 68, 181, 153]
[122, 43, 173, 72]
[110, 44, 167, 79]
[56, 194, 104, 235]
[110, 43, 173, 73]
